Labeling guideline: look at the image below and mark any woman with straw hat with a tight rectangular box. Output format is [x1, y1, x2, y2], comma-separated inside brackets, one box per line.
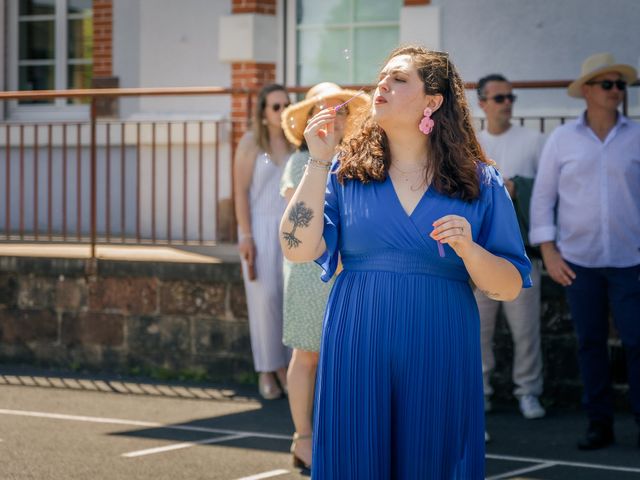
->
[279, 82, 369, 471]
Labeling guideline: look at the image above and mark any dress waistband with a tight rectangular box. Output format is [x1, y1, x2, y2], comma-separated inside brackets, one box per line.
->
[341, 250, 469, 283]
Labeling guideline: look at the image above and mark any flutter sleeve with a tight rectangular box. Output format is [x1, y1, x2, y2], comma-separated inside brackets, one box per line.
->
[314, 159, 341, 282]
[476, 165, 533, 288]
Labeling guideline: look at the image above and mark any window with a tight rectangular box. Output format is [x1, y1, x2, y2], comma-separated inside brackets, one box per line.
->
[10, 0, 93, 109]
[295, 0, 401, 86]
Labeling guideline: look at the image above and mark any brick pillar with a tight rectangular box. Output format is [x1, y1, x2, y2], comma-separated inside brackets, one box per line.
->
[232, 0, 276, 15]
[231, 62, 276, 150]
[92, 0, 118, 116]
[229, 0, 277, 153]
[404, 0, 431, 4]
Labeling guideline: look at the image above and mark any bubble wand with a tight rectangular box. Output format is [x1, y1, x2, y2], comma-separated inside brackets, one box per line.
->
[333, 89, 366, 112]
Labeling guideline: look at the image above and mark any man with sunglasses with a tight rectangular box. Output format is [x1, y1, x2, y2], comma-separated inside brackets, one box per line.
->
[530, 53, 640, 450]
[475, 74, 547, 422]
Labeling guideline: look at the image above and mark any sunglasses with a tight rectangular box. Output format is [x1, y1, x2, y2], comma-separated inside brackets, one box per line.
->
[483, 93, 517, 104]
[269, 102, 291, 112]
[586, 80, 627, 91]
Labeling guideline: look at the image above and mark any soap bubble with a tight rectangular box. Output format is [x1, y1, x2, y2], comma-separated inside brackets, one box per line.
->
[343, 48, 351, 61]
[262, 153, 271, 164]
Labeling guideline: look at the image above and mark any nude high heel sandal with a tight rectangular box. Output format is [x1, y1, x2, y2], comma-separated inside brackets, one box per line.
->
[290, 432, 312, 470]
[258, 373, 283, 400]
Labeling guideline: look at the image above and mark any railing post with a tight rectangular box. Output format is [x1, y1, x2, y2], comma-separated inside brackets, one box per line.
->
[90, 97, 97, 259]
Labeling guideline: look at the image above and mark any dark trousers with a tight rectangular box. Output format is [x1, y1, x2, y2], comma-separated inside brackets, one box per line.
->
[564, 262, 640, 426]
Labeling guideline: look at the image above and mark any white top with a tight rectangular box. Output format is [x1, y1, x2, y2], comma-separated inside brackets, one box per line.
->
[478, 124, 546, 179]
[529, 113, 640, 268]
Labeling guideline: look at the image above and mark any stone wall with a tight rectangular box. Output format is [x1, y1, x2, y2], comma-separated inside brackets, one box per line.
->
[0, 256, 252, 382]
[0, 254, 631, 408]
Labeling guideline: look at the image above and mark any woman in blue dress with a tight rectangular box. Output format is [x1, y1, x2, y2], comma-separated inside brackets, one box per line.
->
[279, 45, 531, 479]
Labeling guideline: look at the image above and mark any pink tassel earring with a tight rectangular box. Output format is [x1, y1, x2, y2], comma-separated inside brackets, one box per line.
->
[419, 107, 434, 135]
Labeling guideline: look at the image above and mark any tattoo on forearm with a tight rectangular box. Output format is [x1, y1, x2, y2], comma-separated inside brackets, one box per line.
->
[283, 201, 314, 249]
[480, 289, 501, 300]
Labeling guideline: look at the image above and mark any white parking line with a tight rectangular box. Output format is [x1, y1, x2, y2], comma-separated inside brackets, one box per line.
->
[2, 408, 639, 474]
[234, 470, 290, 480]
[0, 408, 159, 427]
[122, 433, 249, 458]
[0, 408, 290, 440]
[486, 461, 557, 480]
[486, 453, 640, 474]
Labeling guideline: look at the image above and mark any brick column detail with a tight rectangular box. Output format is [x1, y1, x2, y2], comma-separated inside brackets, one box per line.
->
[229, 0, 277, 152]
[92, 0, 118, 116]
[404, 0, 431, 5]
[93, 0, 113, 77]
[231, 62, 275, 149]
[232, 0, 276, 15]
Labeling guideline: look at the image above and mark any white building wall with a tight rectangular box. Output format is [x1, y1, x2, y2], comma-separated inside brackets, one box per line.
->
[400, 5, 441, 51]
[8, 0, 240, 243]
[113, 0, 232, 119]
[4, 1, 639, 241]
[113, 0, 142, 118]
[431, 0, 640, 115]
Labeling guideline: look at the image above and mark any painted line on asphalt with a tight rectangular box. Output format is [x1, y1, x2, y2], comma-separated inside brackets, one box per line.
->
[122, 433, 249, 458]
[3, 408, 639, 474]
[486, 453, 640, 473]
[486, 461, 557, 480]
[0, 409, 290, 440]
[234, 470, 290, 480]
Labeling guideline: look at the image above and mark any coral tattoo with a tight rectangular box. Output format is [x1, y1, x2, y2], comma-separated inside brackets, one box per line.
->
[283, 201, 314, 249]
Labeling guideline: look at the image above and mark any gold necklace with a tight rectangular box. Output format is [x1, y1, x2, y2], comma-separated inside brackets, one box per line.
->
[389, 165, 429, 192]
[390, 163, 427, 175]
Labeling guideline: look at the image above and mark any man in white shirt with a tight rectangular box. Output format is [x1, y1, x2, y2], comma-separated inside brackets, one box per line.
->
[475, 74, 546, 420]
[530, 53, 640, 450]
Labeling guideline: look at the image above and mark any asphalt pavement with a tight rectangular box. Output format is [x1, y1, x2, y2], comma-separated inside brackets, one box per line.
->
[0, 366, 638, 480]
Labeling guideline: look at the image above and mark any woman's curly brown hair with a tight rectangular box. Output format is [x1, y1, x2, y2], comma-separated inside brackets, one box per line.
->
[336, 45, 492, 201]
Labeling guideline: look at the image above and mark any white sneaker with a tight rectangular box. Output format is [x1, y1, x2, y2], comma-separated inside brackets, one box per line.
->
[519, 395, 545, 419]
[484, 395, 492, 413]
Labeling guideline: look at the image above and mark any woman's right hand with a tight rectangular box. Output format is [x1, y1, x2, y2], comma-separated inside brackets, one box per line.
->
[238, 236, 256, 279]
[303, 108, 340, 162]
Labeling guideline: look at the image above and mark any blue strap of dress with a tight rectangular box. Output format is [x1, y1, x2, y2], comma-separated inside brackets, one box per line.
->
[341, 249, 469, 283]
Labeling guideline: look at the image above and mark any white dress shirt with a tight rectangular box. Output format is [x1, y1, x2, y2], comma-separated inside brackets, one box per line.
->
[529, 112, 640, 268]
[478, 124, 546, 179]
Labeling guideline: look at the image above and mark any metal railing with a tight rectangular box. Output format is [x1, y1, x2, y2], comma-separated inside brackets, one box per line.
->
[3, 120, 227, 241]
[0, 87, 253, 257]
[1, 81, 638, 258]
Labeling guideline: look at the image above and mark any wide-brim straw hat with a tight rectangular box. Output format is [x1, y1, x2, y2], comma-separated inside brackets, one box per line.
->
[281, 82, 370, 147]
[568, 53, 637, 98]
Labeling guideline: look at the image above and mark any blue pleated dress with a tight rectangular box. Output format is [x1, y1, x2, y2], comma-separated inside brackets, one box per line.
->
[312, 162, 532, 479]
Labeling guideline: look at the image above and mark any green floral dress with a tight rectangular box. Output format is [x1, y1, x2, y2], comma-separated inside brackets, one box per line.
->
[280, 150, 334, 352]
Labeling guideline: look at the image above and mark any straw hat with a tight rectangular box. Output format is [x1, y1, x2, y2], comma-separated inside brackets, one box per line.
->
[281, 82, 370, 147]
[568, 53, 637, 98]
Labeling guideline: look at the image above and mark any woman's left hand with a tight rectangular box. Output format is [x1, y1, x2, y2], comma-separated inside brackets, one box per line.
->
[430, 215, 474, 258]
